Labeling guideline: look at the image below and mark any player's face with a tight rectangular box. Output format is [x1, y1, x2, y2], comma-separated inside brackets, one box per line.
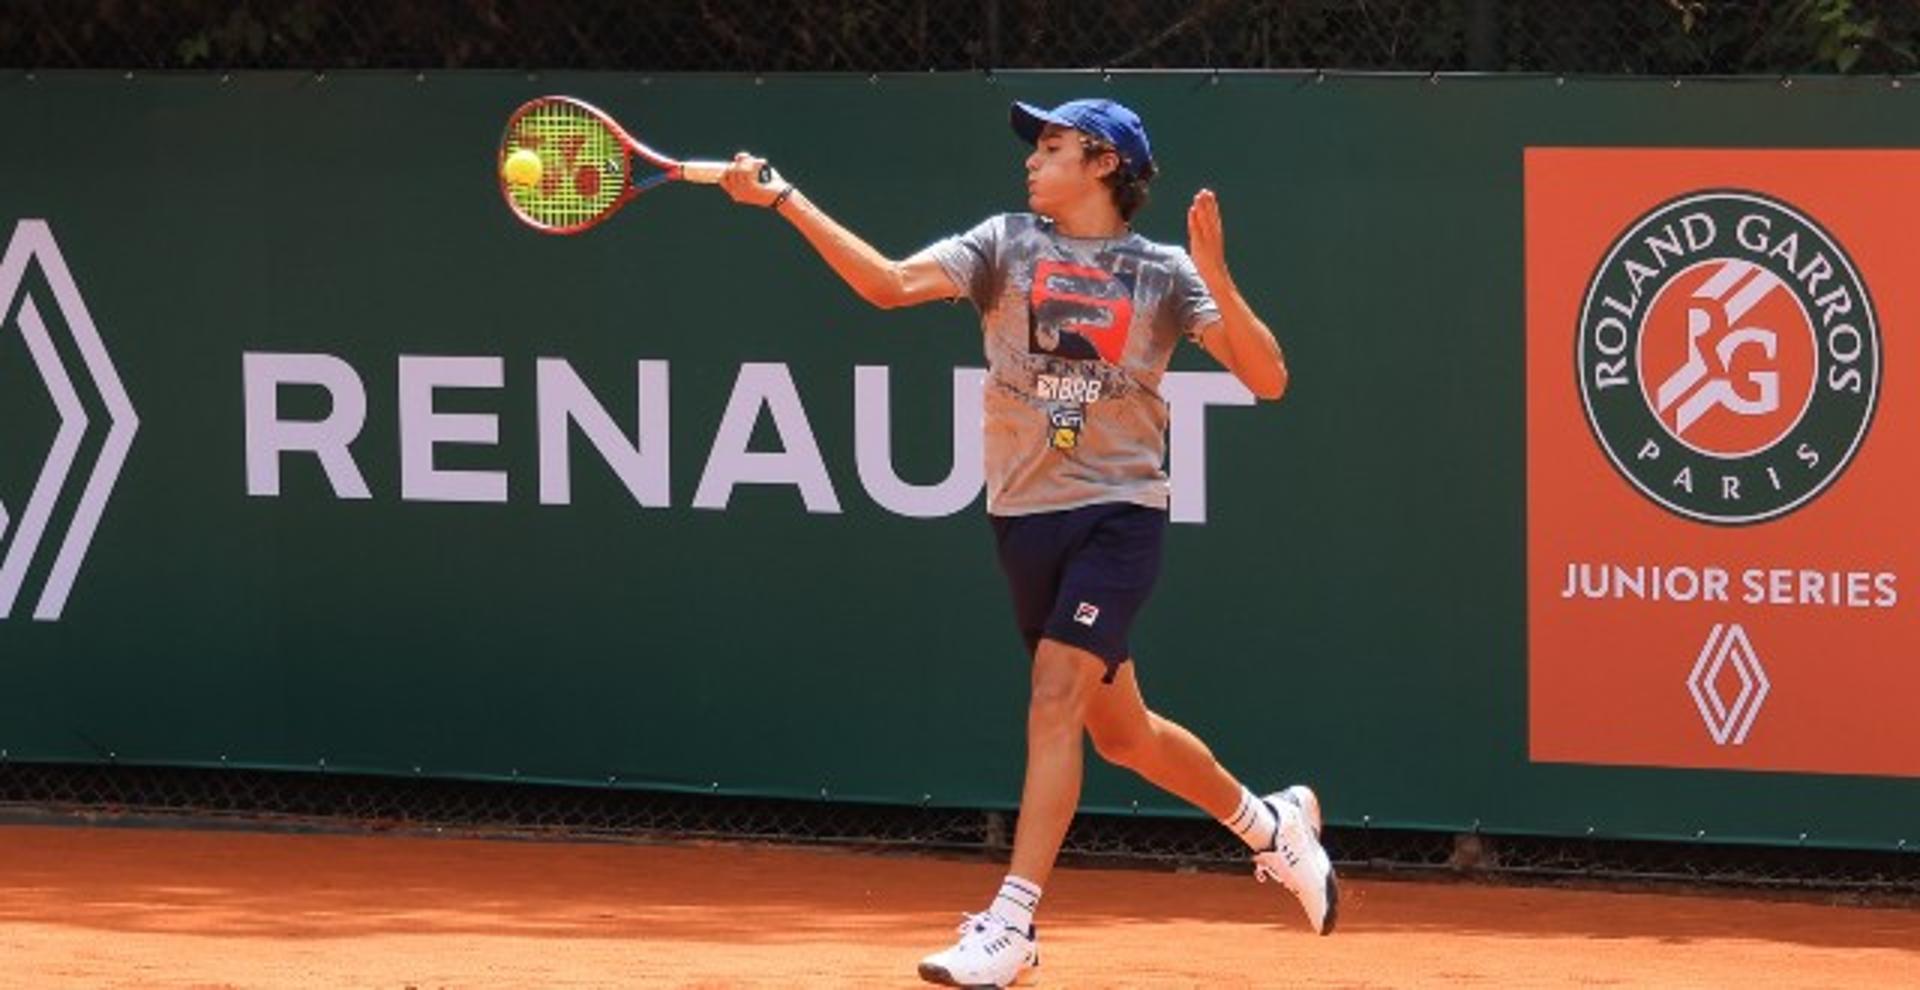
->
[1025, 125, 1116, 217]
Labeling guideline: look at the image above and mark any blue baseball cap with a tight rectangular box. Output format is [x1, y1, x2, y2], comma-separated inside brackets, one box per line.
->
[1010, 98, 1156, 180]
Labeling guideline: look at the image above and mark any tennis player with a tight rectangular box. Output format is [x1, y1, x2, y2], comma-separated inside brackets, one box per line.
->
[721, 97, 1336, 988]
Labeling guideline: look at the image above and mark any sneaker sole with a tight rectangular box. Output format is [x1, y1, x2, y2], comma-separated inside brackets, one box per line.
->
[917, 962, 973, 987]
[917, 961, 1038, 988]
[1318, 867, 1341, 936]
[1280, 783, 1338, 935]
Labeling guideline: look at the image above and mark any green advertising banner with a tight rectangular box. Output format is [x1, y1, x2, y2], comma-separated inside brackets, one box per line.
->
[1, 71, 1916, 851]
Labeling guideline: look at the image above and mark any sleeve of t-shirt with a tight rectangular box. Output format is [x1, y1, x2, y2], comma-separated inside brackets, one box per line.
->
[921, 214, 1005, 312]
[1170, 249, 1224, 345]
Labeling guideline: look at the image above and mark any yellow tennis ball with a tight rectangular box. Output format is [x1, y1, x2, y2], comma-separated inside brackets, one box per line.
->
[503, 148, 543, 188]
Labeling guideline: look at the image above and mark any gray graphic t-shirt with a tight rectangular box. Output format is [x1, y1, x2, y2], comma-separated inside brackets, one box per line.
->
[926, 213, 1221, 516]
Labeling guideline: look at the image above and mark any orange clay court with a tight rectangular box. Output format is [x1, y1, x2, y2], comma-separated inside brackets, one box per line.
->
[0, 823, 1915, 987]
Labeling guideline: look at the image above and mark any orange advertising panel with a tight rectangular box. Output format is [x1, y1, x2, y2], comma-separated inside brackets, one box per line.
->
[1526, 149, 1919, 777]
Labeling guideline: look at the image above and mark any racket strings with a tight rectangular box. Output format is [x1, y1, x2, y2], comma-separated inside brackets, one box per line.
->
[503, 101, 630, 230]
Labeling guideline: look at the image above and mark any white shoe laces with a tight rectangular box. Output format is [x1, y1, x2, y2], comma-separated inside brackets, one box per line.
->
[953, 911, 1025, 942]
[1254, 816, 1309, 894]
[937, 911, 1029, 966]
[1254, 858, 1302, 893]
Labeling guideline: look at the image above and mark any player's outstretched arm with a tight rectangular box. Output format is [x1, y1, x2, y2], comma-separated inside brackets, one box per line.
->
[1187, 189, 1289, 401]
[720, 154, 959, 310]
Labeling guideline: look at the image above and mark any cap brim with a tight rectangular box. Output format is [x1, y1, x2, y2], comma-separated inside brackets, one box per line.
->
[1010, 101, 1071, 145]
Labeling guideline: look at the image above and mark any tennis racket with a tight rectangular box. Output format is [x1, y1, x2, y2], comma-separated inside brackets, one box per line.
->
[498, 95, 771, 234]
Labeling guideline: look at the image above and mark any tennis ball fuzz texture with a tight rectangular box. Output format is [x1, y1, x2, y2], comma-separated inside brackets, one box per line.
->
[503, 148, 543, 188]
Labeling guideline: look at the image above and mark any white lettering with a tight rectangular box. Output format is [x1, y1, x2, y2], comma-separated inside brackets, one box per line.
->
[1645, 223, 1685, 268]
[1767, 230, 1801, 271]
[1593, 317, 1630, 389]
[399, 355, 507, 503]
[1625, 258, 1659, 299]
[242, 358, 1242, 523]
[536, 358, 670, 508]
[1799, 253, 1833, 300]
[1681, 212, 1716, 251]
[242, 352, 371, 499]
[693, 363, 840, 513]
[1663, 567, 1700, 601]
[1034, 374, 1105, 404]
[1732, 568, 1902, 608]
[1817, 285, 1853, 325]
[1557, 563, 1731, 602]
[1827, 322, 1863, 363]
[1736, 213, 1771, 253]
[1164, 371, 1255, 524]
[853, 366, 984, 518]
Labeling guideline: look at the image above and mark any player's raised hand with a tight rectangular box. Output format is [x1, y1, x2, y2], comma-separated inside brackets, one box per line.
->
[1187, 188, 1231, 284]
[721, 152, 785, 207]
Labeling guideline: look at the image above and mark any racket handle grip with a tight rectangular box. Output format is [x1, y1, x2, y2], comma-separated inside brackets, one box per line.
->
[678, 160, 728, 184]
[679, 161, 777, 185]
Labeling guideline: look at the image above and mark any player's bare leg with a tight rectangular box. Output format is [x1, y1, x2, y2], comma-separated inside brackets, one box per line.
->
[1005, 638, 1109, 889]
[1082, 660, 1242, 818]
[1084, 655, 1340, 935]
[919, 639, 1099, 987]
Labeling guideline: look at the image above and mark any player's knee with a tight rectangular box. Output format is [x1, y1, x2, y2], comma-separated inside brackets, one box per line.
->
[1027, 645, 1096, 731]
[1026, 676, 1087, 731]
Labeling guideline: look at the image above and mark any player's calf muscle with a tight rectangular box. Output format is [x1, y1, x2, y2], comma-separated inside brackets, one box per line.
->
[1089, 722, 1151, 768]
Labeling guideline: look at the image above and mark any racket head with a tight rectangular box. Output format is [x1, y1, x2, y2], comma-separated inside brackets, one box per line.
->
[498, 96, 679, 234]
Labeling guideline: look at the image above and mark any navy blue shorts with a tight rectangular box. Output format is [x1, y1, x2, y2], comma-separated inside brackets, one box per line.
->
[990, 502, 1168, 683]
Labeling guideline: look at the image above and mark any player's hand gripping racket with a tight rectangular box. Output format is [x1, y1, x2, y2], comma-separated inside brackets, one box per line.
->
[498, 95, 771, 234]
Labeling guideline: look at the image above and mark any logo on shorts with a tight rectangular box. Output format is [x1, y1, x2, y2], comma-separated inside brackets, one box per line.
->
[1577, 190, 1878, 524]
[1073, 602, 1100, 626]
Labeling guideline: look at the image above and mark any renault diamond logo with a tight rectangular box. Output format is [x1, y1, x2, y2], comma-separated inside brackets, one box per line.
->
[0, 220, 139, 621]
[1685, 622, 1770, 746]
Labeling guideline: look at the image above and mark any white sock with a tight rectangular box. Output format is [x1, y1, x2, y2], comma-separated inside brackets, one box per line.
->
[1221, 786, 1279, 851]
[990, 875, 1041, 932]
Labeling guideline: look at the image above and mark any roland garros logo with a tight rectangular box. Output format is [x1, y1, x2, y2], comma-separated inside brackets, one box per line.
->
[1578, 190, 1879, 524]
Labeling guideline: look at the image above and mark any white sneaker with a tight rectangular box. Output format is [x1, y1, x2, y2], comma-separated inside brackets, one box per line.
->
[1276, 783, 1323, 839]
[1254, 787, 1339, 935]
[917, 912, 1039, 987]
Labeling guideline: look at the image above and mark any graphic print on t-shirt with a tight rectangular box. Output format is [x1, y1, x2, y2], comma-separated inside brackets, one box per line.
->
[1027, 259, 1135, 364]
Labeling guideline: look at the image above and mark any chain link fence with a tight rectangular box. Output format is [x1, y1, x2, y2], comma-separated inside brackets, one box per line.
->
[4, 763, 1916, 896]
[5, 1, 1919, 74]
